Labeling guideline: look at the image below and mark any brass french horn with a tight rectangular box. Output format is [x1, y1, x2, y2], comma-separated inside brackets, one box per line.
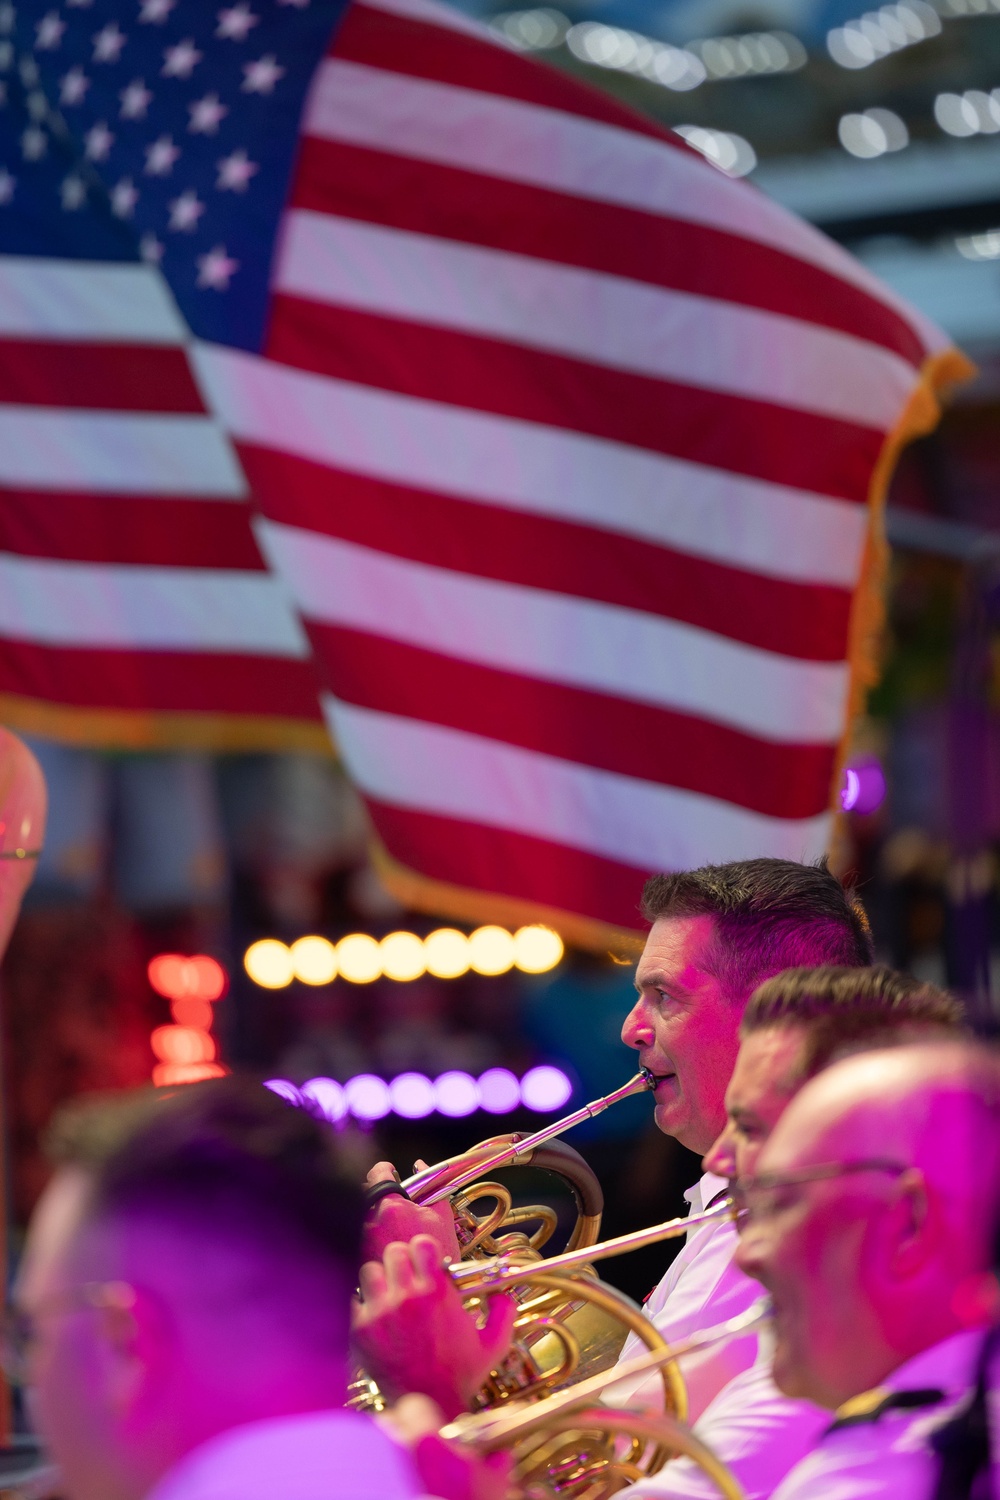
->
[401, 1070, 655, 1257]
[441, 1301, 769, 1500]
[351, 1072, 659, 1414]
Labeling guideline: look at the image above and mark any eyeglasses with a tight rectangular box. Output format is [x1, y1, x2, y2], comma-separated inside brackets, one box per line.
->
[0, 1282, 136, 1385]
[732, 1159, 910, 1228]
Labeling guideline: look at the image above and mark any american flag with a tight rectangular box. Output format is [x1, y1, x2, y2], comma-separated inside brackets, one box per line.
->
[2, 0, 969, 940]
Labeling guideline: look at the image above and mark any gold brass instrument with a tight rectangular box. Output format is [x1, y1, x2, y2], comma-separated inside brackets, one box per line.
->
[351, 1071, 660, 1413]
[353, 1194, 738, 1421]
[402, 1070, 655, 1257]
[450, 1200, 735, 1294]
[442, 1301, 770, 1500]
[359, 1065, 753, 1496]
[433, 1202, 735, 1425]
[403, 1070, 655, 1204]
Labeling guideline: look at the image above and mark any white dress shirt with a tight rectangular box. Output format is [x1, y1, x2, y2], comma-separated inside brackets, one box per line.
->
[771, 1328, 987, 1500]
[611, 1172, 761, 1420]
[145, 1409, 436, 1500]
[610, 1172, 829, 1499]
[627, 1331, 830, 1500]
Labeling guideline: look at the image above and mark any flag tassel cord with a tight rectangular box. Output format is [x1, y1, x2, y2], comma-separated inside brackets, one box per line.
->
[827, 345, 975, 874]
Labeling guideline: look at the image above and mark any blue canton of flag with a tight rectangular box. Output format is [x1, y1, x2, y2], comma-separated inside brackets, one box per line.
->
[13, 0, 347, 348]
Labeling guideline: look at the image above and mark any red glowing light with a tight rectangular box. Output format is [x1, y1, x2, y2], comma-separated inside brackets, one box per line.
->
[152, 1061, 227, 1087]
[150, 1024, 217, 1065]
[148, 954, 227, 1003]
[170, 996, 213, 1030]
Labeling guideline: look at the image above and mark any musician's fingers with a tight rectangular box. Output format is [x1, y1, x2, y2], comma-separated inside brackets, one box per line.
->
[383, 1239, 419, 1296]
[367, 1160, 401, 1185]
[357, 1258, 389, 1304]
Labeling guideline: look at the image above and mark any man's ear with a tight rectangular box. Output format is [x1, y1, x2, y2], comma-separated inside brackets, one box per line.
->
[96, 1286, 164, 1417]
[886, 1168, 937, 1278]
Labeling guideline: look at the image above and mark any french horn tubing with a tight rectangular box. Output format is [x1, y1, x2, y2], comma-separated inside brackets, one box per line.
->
[353, 1201, 739, 1420]
[402, 1069, 655, 1205]
[440, 1302, 770, 1500]
[502, 1407, 748, 1500]
[449, 1198, 736, 1294]
[399, 1069, 655, 1261]
[351, 1070, 663, 1415]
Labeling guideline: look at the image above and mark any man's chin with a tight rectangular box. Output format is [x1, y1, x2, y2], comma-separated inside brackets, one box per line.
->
[652, 1090, 683, 1135]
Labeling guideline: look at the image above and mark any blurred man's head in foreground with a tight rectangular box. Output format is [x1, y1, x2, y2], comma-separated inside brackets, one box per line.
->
[736, 1042, 1000, 1410]
[16, 1078, 364, 1500]
[704, 965, 965, 1183]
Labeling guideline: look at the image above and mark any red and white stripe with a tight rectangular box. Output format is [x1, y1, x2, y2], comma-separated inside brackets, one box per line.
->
[0, 255, 325, 746]
[188, 0, 958, 934]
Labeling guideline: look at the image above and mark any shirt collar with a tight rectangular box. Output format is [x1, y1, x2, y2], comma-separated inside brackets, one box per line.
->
[882, 1329, 987, 1403]
[684, 1170, 729, 1212]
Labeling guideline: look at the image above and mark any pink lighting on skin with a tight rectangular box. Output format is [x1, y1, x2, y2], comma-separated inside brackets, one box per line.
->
[840, 759, 886, 814]
[265, 1068, 574, 1121]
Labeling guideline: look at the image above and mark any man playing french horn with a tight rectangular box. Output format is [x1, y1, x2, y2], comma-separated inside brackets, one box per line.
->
[353, 859, 967, 1498]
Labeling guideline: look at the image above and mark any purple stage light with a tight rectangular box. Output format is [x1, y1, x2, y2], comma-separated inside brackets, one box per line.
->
[434, 1070, 480, 1118]
[389, 1072, 437, 1119]
[478, 1067, 522, 1114]
[345, 1073, 392, 1121]
[264, 1079, 302, 1106]
[521, 1065, 573, 1112]
[300, 1076, 347, 1122]
[840, 759, 886, 815]
[263, 1066, 574, 1119]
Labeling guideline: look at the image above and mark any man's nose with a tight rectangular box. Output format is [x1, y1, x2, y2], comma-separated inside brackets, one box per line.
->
[703, 1124, 736, 1180]
[621, 998, 653, 1050]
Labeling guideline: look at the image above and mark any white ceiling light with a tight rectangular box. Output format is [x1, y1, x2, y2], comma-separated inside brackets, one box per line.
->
[955, 227, 1000, 258]
[565, 22, 706, 89]
[490, 7, 568, 49]
[934, 87, 1000, 135]
[674, 124, 757, 175]
[686, 30, 807, 77]
[838, 107, 909, 156]
[827, 0, 940, 68]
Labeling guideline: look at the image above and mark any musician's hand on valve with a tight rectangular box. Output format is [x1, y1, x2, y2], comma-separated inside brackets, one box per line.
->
[379, 1394, 512, 1500]
[352, 1234, 516, 1420]
[363, 1160, 460, 1263]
